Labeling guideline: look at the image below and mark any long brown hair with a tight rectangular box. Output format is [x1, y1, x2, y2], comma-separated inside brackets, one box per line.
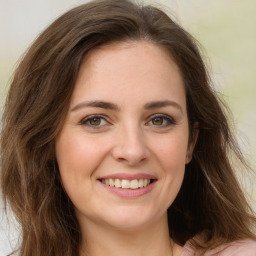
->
[1, 0, 255, 255]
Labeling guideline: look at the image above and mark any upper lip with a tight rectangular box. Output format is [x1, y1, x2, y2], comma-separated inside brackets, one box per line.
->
[97, 173, 157, 181]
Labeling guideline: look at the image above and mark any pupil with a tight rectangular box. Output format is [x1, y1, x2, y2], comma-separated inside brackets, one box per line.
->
[153, 117, 163, 125]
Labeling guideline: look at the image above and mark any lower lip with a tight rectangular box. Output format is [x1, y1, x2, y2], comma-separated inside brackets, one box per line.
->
[99, 181, 156, 198]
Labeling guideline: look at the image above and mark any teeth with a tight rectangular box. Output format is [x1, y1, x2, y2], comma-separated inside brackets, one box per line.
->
[101, 178, 152, 189]
[130, 179, 138, 189]
[138, 179, 144, 188]
[121, 179, 130, 188]
[115, 179, 121, 188]
[109, 178, 114, 186]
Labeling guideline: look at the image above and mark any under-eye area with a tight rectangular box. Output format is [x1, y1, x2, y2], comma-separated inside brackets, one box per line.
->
[98, 178, 157, 189]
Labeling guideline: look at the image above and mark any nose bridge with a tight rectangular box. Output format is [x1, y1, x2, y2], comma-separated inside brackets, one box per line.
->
[112, 121, 149, 165]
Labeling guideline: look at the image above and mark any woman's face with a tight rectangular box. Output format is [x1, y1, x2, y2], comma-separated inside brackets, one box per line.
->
[55, 41, 195, 230]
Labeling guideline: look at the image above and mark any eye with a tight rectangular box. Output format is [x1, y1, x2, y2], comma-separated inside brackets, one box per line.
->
[147, 114, 176, 128]
[80, 115, 109, 128]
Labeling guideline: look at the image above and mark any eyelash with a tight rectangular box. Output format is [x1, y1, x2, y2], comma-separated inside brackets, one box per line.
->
[146, 114, 176, 128]
[79, 114, 176, 129]
[79, 114, 109, 129]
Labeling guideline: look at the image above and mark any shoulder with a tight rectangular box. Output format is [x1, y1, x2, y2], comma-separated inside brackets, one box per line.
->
[215, 239, 256, 256]
[182, 239, 256, 256]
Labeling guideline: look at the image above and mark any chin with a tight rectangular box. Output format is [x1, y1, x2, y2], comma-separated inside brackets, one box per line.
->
[100, 207, 163, 231]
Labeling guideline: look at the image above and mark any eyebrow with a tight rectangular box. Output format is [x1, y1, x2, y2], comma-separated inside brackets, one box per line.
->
[71, 100, 183, 113]
[71, 101, 120, 112]
[144, 100, 183, 113]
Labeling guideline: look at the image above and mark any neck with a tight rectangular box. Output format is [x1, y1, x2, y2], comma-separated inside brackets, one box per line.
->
[79, 213, 178, 256]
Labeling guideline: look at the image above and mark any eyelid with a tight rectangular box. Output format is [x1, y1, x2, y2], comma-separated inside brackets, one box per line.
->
[79, 114, 111, 128]
[79, 113, 176, 129]
[146, 113, 176, 127]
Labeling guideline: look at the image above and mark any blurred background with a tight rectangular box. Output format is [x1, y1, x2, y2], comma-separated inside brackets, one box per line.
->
[1, 0, 256, 254]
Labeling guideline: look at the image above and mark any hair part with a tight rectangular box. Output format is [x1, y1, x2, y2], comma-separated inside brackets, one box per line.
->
[1, 0, 255, 255]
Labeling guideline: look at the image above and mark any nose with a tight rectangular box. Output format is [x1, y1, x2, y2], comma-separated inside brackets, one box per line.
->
[111, 125, 150, 166]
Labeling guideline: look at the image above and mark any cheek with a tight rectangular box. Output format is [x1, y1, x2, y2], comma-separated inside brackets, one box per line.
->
[161, 139, 188, 202]
[55, 130, 110, 212]
[152, 131, 188, 201]
[55, 130, 106, 175]
[154, 132, 189, 169]
[55, 130, 106, 198]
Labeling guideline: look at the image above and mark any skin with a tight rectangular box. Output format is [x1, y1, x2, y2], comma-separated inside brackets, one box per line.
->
[55, 41, 197, 256]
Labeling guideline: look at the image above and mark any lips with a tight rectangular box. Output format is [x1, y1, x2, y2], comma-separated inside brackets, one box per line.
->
[97, 173, 157, 198]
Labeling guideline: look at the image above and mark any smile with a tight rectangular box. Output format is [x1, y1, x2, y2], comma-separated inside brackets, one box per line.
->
[100, 178, 152, 189]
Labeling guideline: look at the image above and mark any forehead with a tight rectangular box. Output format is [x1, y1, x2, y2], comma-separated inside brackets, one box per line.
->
[70, 40, 186, 110]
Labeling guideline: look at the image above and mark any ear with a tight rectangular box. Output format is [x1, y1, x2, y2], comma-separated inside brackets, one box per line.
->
[185, 122, 199, 164]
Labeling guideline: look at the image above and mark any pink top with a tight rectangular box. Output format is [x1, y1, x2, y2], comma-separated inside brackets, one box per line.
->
[181, 239, 256, 256]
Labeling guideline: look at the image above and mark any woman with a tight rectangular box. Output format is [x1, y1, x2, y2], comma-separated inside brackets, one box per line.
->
[1, 0, 256, 255]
